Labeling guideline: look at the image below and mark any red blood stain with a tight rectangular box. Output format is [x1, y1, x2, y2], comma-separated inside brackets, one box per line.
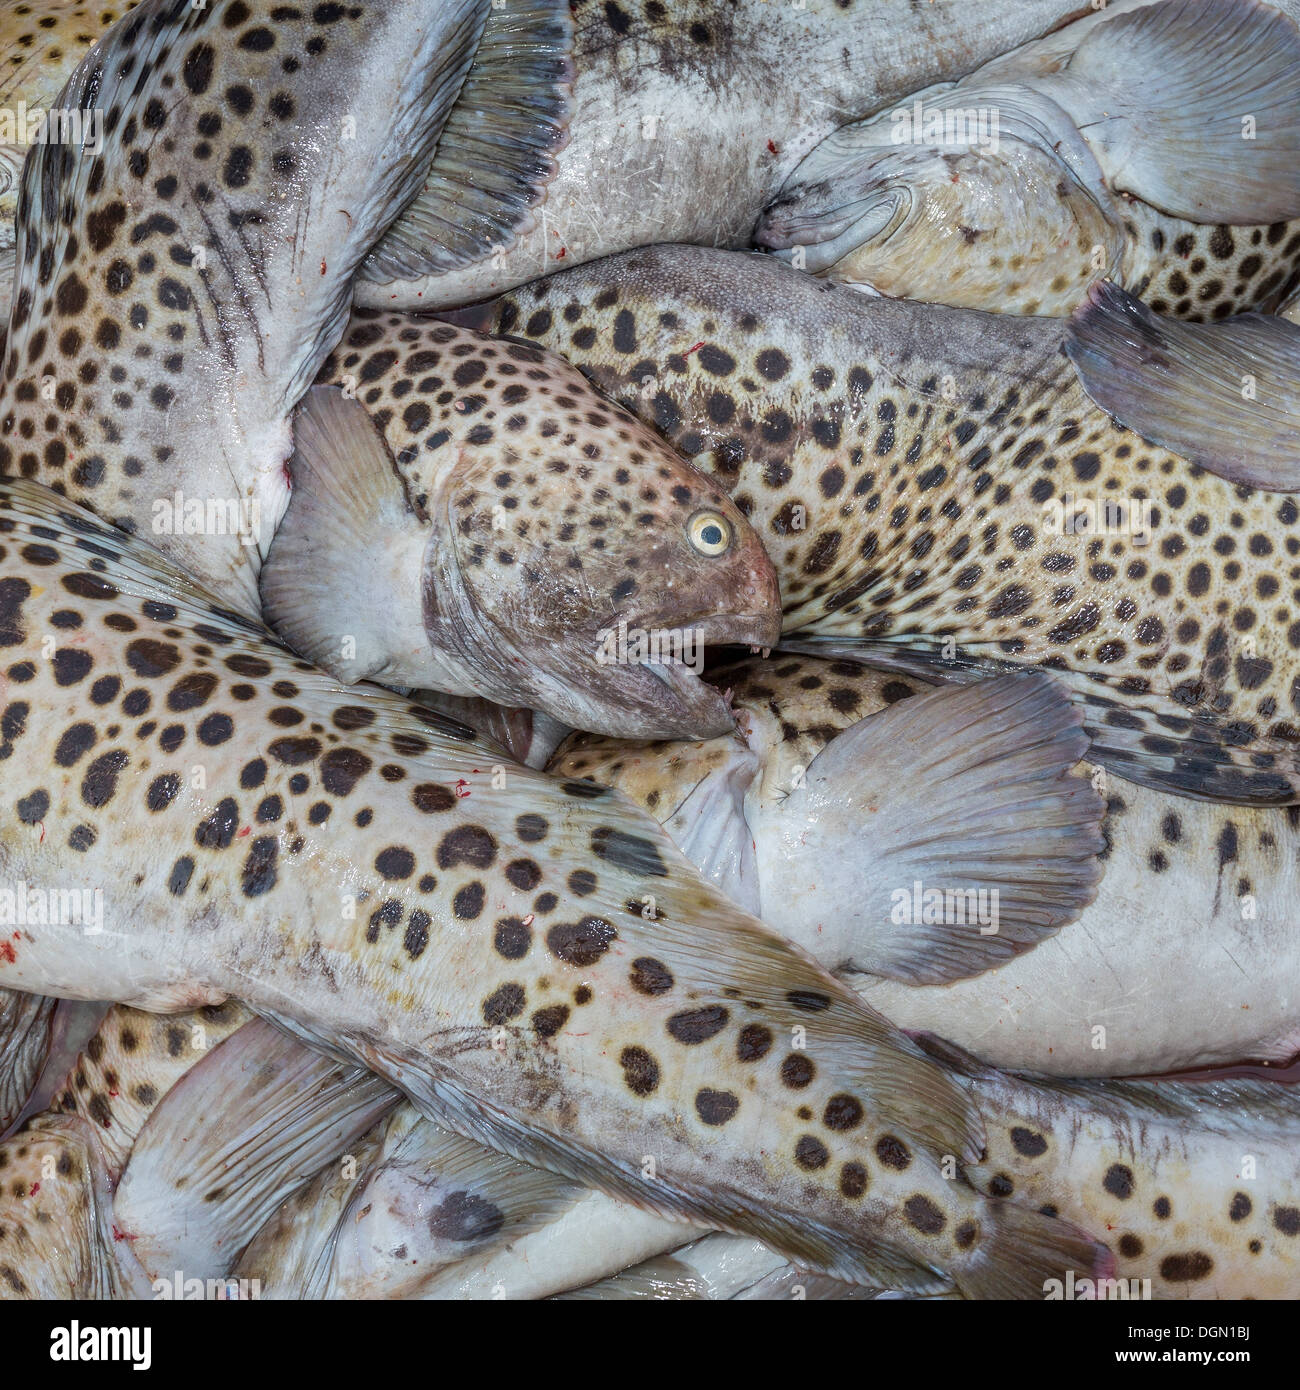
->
[28, 1182, 39, 1196]
[683, 341, 704, 357]
[320, 259, 327, 276]
[767, 139, 778, 155]
[453, 779, 471, 799]
[0, 941, 15, 965]
[556, 247, 566, 259]
[237, 826, 251, 837]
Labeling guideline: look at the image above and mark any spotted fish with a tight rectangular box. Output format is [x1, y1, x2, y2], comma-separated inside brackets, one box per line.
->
[0, 999, 248, 1298]
[0, 0, 496, 616]
[452, 244, 1300, 806]
[257, 312, 781, 740]
[756, 0, 1300, 320]
[552, 654, 1300, 1077]
[0, 1, 143, 317]
[352, 0, 1099, 311]
[0, 477, 1113, 1297]
[913, 1035, 1300, 1300]
[553, 661, 1105, 984]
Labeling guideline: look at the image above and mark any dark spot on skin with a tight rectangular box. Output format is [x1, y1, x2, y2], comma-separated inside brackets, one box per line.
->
[620, 1045, 659, 1096]
[1103, 1163, 1134, 1199]
[786, 990, 831, 1012]
[666, 1006, 728, 1044]
[903, 1195, 946, 1235]
[375, 846, 416, 881]
[436, 825, 497, 869]
[1153, 1196, 1171, 1219]
[1159, 1252, 1213, 1282]
[482, 983, 525, 1026]
[736, 1024, 772, 1061]
[1011, 1127, 1048, 1158]
[875, 1135, 911, 1170]
[794, 1135, 829, 1170]
[413, 783, 455, 813]
[1118, 1234, 1144, 1259]
[590, 826, 667, 876]
[81, 750, 128, 808]
[823, 1095, 863, 1131]
[1229, 1192, 1252, 1222]
[1274, 1206, 1300, 1236]
[532, 1005, 569, 1039]
[780, 1054, 814, 1089]
[241, 836, 278, 896]
[695, 1089, 739, 1126]
[840, 1162, 868, 1199]
[629, 957, 673, 995]
[546, 916, 617, 967]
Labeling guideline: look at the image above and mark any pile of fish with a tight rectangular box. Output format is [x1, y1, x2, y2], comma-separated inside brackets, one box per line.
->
[0, 0, 1297, 1303]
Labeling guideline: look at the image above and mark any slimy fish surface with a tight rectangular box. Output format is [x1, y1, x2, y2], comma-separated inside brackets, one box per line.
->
[0, 0, 492, 615]
[258, 312, 780, 740]
[915, 1036, 1300, 1300]
[756, 0, 1300, 319]
[0, 2, 142, 317]
[552, 654, 1300, 1078]
[353, 0, 1096, 311]
[0, 477, 1111, 1298]
[0, 987, 104, 1134]
[457, 244, 1300, 806]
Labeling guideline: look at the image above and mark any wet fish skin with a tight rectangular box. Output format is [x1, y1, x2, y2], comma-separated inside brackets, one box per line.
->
[756, 0, 1300, 319]
[0, 476, 1110, 1297]
[0, 0, 491, 616]
[552, 653, 1300, 1077]
[453, 243, 1300, 806]
[353, 0, 1098, 310]
[917, 1036, 1300, 1300]
[0, 987, 57, 1133]
[258, 312, 781, 740]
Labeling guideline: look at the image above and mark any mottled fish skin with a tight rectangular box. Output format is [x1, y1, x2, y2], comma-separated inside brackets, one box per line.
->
[0, 0, 490, 616]
[454, 244, 1300, 805]
[353, 0, 1096, 310]
[552, 654, 1300, 1077]
[0, 998, 246, 1298]
[0, 478, 1112, 1297]
[258, 310, 780, 739]
[0, 2, 143, 317]
[756, 0, 1300, 319]
[919, 1040, 1300, 1300]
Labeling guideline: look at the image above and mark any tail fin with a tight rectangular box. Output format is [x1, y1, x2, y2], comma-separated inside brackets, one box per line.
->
[958, 1200, 1115, 1300]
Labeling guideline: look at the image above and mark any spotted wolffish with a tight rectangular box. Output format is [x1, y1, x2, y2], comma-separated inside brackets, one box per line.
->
[257, 312, 780, 740]
[454, 244, 1300, 806]
[353, 0, 1095, 310]
[0, 0, 493, 615]
[0, 2, 142, 317]
[0, 478, 1111, 1297]
[914, 1036, 1300, 1300]
[756, 0, 1300, 319]
[553, 654, 1300, 1077]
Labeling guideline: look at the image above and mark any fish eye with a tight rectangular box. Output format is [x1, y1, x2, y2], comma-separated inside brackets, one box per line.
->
[687, 510, 732, 557]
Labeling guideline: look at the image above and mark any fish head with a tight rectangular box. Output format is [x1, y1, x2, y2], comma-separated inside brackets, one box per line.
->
[755, 98, 1122, 316]
[416, 336, 782, 740]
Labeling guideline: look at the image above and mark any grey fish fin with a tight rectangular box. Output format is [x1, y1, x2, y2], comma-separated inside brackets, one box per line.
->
[259, 385, 434, 684]
[1057, 0, 1300, 222]
[905, 1031, 998, 1081]
[555, 1256, 709, 1300]
[782, 634, 1300, 806]
[7, 999, 109, 1135]
[363, 0, 575, 282]
[780, 673, 1104, 985]
[734, 1267, 891, 1301]
[956, 1200, 1114, 1300]
[1066, 281, 1300, 492]
[113, 1019, 399, 1281]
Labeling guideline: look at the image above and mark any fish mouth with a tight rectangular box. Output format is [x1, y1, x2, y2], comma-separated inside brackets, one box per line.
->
[596, 610, 781, 741]
[756, 186, 910, 276]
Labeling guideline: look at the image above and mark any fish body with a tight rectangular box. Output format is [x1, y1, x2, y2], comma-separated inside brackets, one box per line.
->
[552, 654, 1300, 1077]
[0, 0, 492, 615]
[257, 311, 781, 739]
[456, 244, 1300, 805]
[353, 0, 1099, 311]
[918, 1037, 1300, 1300]
[755, 0, 1300, 319]
[0, 476, 1110, 1297]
